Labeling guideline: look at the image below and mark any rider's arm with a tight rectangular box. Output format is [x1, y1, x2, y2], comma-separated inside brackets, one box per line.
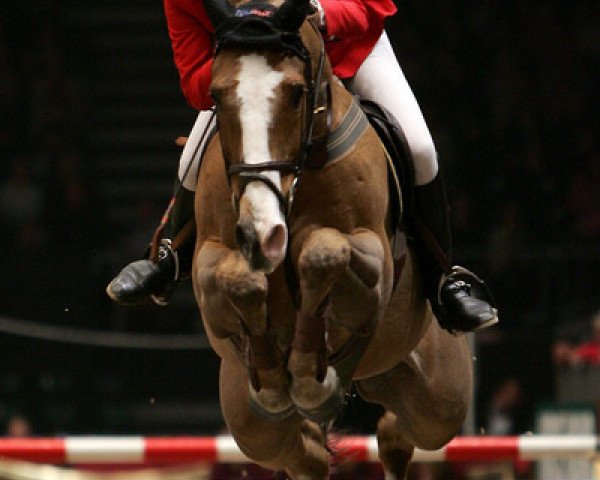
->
[318, 0, 396, 40]
[164, 0, 215, 110]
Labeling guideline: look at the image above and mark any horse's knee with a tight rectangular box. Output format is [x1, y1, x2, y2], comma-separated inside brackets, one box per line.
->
[215, 250, 268, 303]
[196, 241, 231, 294]
[328, 230, 386, 333]
[346, 228, 385, 288]
[196, 243, 251, 338]
[298, 228, 384, 289]
[298, 228, 351, 289]
[214, 250, 269, 334]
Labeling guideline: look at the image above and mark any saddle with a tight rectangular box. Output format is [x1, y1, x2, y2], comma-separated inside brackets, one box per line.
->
[359, 99, 415, 233]
[357, 100, 497, 312]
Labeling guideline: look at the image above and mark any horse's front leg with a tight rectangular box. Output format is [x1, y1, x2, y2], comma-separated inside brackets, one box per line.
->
[288, 227, 386, 421]
[197, 241, 293, 419]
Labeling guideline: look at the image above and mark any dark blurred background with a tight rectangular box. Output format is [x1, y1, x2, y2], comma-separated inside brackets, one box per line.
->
[0, 0, 598, 446]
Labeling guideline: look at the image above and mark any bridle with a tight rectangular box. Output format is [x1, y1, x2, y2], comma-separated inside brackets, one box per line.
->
[213, 16, 329, 218]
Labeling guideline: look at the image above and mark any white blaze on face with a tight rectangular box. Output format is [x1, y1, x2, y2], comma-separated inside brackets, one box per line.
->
[236, 53, 288, 269]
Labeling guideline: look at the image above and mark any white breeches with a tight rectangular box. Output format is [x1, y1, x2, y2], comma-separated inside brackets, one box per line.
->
[178, 110, 217, 190]
[178, 31, 437, 190]
[348, 32, 438, 186]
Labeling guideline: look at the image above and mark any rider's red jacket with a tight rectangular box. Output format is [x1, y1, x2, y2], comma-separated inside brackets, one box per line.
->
[164, 0, 397, 110]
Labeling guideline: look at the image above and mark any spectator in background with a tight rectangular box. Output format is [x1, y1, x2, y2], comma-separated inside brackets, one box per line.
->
[485, 377, 523, 435]
[452, 376, 532, 480]
[571, 313, 600, 365]
[5, 414, 32, 437]
[552, 338, 576, 367]
[553, 311, 600, 367]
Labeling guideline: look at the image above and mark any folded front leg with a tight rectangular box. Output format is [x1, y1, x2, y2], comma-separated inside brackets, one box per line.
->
[287, 227, 389, 422]
[196, 241, 293, 419]
[288, 228, 352, 422]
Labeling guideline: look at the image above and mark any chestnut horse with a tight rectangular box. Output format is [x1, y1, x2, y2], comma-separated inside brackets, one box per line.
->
[192, 0, 473, 478]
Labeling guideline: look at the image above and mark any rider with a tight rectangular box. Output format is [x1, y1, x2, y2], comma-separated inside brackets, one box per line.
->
[106, 0, 498, 333]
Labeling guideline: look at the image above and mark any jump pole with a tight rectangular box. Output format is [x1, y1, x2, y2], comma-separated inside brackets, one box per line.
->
[0, 435, 598, 465]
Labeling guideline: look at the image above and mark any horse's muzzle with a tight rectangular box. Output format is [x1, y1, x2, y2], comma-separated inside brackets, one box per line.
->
[235, 221, 287, 273]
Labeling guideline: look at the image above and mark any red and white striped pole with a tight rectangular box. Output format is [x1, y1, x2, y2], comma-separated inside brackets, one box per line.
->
[0, 435, 597, 465]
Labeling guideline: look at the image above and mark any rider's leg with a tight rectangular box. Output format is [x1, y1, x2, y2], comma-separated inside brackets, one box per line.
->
[349, 32, 498, 332]
[106, 110, 215, 306]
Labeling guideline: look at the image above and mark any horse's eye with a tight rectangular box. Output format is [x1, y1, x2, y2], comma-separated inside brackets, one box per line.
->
[289, 85, 304, 110]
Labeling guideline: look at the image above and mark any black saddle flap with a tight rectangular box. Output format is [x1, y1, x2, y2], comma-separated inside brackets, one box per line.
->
[359, 99, 415, 231]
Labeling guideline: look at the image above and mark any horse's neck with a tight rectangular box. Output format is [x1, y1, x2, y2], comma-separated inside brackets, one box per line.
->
[328, 78, 356, 131]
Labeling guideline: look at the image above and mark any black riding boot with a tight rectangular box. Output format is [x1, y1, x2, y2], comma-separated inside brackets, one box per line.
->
[106, 186, 196, 306]
[411, 173, 498, 333]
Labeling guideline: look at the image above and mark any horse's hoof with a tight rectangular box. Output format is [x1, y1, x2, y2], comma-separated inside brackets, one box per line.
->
[296, 386, 345, 423]
[248, 384, 296, 421]
[293, 368, 346, 423]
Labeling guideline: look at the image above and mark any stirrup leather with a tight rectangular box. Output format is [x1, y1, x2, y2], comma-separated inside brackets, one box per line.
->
[150, 239, 180, 306]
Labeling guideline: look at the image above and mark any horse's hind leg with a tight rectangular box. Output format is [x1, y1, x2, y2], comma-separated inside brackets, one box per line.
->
[220, 357, 331, 480]
[356, 323, 473, 479]
[376, 411, 414, 480]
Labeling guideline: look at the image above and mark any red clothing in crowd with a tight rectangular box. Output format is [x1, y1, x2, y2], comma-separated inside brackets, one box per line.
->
[573, 341, 600, 365]
[163, 0, 397, 110]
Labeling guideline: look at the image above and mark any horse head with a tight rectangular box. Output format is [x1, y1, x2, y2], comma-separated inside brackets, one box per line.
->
[205, 0, 329, 273]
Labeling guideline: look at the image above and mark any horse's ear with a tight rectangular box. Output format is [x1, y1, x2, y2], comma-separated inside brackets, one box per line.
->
[204, 0, 235, 29]
[273, 0, 312, 31]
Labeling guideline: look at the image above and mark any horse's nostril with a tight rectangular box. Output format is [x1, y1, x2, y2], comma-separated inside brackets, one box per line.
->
[262, 224, 287, 259]
[236, 223, 260, 259]
[235, 224, 246, 248]
[235, 221, 286, 271]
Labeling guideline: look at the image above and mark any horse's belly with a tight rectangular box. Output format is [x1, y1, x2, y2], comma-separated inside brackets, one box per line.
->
[352, 252, 432, 379]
